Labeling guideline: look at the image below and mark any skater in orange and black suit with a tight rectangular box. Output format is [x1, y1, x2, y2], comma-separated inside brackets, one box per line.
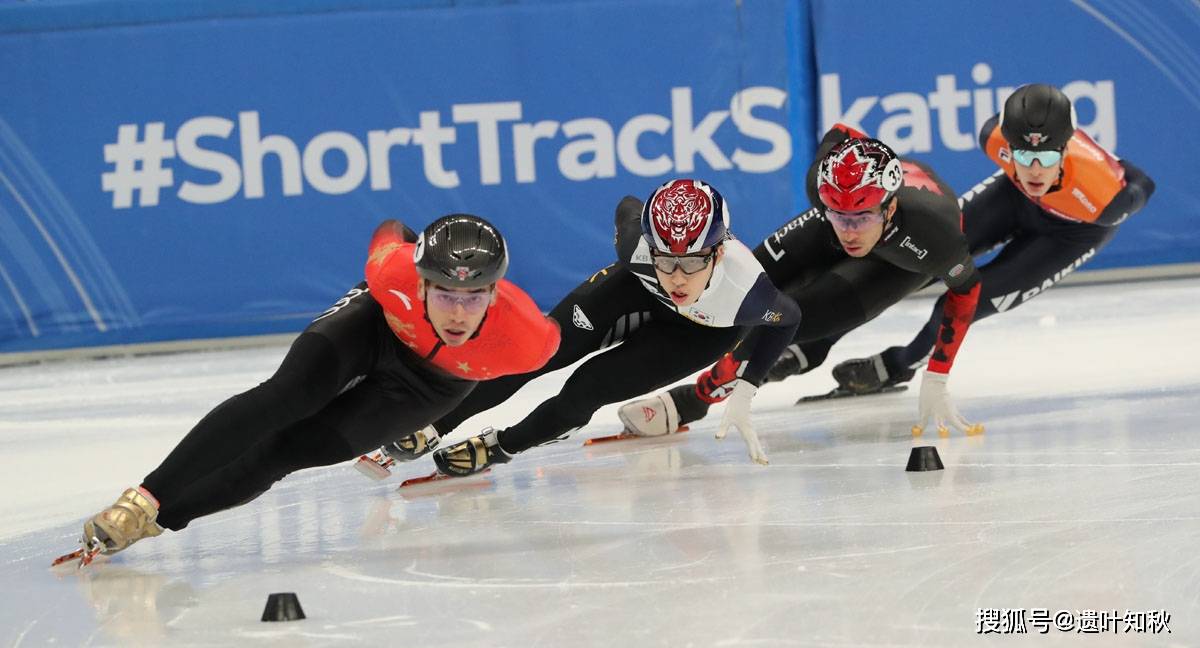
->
[831, 84, 1154, 402]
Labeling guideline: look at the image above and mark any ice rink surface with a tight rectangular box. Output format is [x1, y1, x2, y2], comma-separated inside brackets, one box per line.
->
[2, 278, 1198, 647]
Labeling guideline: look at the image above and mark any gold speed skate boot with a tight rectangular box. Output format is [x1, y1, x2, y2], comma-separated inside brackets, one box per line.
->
[82, 488, 163, 555]
[355, 425, 442, 481]
[432, 427, 511, 477]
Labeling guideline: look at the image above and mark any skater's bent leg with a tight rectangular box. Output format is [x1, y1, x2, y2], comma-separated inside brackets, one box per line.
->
[500, 322, 739, 453]
[144, 286, 381, 502]
[155, 418, 354, 530]
[787, 336, 839, 372]
[158, 374, 473, 530]
[889, 225, 1116, 373]
[143, 332, 359, 502]
[432, 371, 548, 436]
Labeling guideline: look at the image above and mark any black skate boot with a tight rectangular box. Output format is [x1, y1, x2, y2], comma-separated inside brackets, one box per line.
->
[433, 428, 512, 477]
[764, 344, 810, 383]
[831, 347, 915, 395]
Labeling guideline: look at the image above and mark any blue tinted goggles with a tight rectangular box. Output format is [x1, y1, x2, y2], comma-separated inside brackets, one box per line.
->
[1012, 149, 1063, 167]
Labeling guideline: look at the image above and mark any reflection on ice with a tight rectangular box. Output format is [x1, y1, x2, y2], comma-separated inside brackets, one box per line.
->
[2, 279, 1199, 645]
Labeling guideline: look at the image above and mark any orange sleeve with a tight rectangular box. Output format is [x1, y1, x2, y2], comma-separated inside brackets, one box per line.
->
[365, 220, 414, 287]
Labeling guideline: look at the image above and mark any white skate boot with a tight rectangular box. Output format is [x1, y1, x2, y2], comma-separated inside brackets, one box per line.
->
[618, 390, 682, 437]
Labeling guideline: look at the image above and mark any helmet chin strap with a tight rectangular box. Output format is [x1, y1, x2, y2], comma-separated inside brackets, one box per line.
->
[881, 196, 900, 241]
[881, 194, 897, 220]
[1049, 162, 1067, 193]
[701, 242, 724, 292]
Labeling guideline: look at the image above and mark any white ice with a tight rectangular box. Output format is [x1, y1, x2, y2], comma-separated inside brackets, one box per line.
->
[2, 278, 1198, 646]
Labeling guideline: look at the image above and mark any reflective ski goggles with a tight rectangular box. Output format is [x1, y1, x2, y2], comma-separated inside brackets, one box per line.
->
[1012, 148, 1064, 168]
[427, 287, 491, 314]
[825, 208, 886, 232]
[650, 250, 715, 275]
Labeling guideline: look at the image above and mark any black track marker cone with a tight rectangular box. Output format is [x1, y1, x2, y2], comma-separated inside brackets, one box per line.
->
[261, 592, 306, 622]
[905, 446, 944, 472]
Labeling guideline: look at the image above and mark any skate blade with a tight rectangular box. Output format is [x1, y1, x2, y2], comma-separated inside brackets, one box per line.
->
[354, 454, 394, 481]
[795, 384, 907, 404]
[51, 546, 101, 569]
[583, 425, 690, 445]
[399, 469, 491, 488]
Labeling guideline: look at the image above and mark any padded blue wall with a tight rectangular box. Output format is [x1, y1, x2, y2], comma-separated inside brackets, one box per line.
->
[0, 0, 1193, 352]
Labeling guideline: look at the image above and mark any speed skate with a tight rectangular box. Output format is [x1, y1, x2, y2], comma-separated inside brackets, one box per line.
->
[399, 469, 492, 488]
[50, 545, 101, 569]
[583, 425, 690, 445]
[795, 384, 907, 404]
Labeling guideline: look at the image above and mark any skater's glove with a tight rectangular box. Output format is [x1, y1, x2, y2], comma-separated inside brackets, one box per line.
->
[914, 371, 984, 436]
[715, 379, 769, 465]
[696, 352, 745, 404]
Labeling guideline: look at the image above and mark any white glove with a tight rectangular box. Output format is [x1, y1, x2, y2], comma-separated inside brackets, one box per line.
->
[715, 379, 769, 465]
[914, 371, 984, 437]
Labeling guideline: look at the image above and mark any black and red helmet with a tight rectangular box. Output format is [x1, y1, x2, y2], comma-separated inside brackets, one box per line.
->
[816, 137, 904, 212]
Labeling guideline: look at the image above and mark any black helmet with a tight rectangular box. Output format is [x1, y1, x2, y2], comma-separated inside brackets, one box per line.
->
[414, 214, 508, 288]
[1000, 84, 1075, 151]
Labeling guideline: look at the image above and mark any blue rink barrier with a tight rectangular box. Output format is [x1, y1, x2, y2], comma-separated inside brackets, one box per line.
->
[0, 0, 1196, 354]
[0, 0, 808, 353]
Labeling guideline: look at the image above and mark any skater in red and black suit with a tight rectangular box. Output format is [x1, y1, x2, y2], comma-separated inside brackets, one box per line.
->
[827, 84, 1154, 402]
[68, 214, 559, 565]
[619, 125, 984, 437]
[368, 179, 801, 473]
